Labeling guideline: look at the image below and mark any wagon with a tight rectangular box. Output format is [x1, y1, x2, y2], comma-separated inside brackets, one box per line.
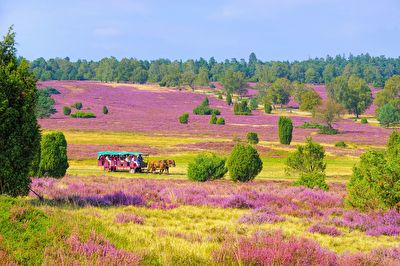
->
[97, 151, 148, 173]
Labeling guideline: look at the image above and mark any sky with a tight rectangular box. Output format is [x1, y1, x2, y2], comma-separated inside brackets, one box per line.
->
[1, 0, 400, 62]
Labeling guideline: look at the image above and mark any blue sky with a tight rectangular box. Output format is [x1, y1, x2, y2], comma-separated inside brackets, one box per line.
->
[1, 0, 400, 61]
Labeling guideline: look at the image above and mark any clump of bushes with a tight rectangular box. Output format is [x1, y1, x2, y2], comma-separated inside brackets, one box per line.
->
[216, 117, 225, 125]
[278, 117, 293, 145]
[335, 141, 347, 148]
[102, 106, 109, 114]
[286, 138, 329, 190]
[318, 126, 339, 135]
[70, 111, 96, 118]
[297, 121, 322, 129]
[187, 153, 227, 181]
[227, 144, 263, 182]
[264, 103, 272, 114]
[39, 132, 69, 178]
[179, 112, 189, 124]
[193, 97, 221, 115]
[360, 118, 368, 124]
[234, 99, 251, 115]
[72, 102, 83, 110]
[346, 131, 400, 210]
[247, 132, 259, 144]
[63, 106, 71, 116]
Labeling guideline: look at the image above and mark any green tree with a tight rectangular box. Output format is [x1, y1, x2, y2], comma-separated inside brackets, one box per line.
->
[249, 98, 258, 110]
[374, 75, 400, 111]
[233, 99, 251, 115]
[286, 138, 328, 190]
[195, 67, 209, 86]
[313, 100, 345, 129]
[187, 153, 227, 182]
[278, 117, 293, 145]
[39, 132, 69, 178]
[305, 67, 318, 83]
[377, 103, 400, 127]
[226, 93, 232, 105]
[299, 90, 322, 111]
[227, 144, 263, 182]
[0, 27, 41, 196]
[267, 78, 292, 108]
[35, 89, 56, 118]
[180, 71, 197, 91]
[246, 132, 259, 144]
[221, 68, 247, 95]
[327, 75, 372, 118]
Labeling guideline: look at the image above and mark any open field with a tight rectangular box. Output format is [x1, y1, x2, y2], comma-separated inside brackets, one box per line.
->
[1, 81, 398, 265]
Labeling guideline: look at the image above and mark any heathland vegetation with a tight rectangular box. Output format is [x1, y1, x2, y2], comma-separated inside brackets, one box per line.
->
[1, 27, 400, 265]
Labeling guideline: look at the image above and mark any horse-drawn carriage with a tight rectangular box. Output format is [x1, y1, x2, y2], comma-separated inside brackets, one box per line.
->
[97, 151, 148, 173]
[97, 151, 176, 174]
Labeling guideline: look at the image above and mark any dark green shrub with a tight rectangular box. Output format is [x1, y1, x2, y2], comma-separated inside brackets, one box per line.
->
[335, 141, 347, 148]
[210, 83, 216, 89]
[234, 99, 251, 115]
[286, 138, 328, 190]
[70, 111, 96, 118]
[347, 131, 400, 210]
[226, 93, 232, 105]
[63, 106, 71, 115]
[217, 94, 223, 100]
[318, 126, 339, 135]
[193, 105, 220, 115]
[72, 102, 83, 110]
[187, 153, 227, 181]
[360, 118, 368, 124]
[216, 117, 225, 125]
[102, 106, 109, 114]
[39, 132, 69, 178]
[179, 112, 189, 124]
[202, 97, 209, 106]
[43, 86, 60, 94]
[249, 98, 258, 110]
[278, 117, 293, 145]
[0, 28, 41, 196]
[209, 113, 217, 124]
[247, 132, 259, 144]
[264, 103, 272, 114]
[227, 144, 263, 182]
[297, 122, 323, 129]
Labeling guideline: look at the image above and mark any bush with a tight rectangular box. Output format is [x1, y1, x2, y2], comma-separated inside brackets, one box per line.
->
[226, 93, 232, 105]
[335, 141, 347, 148]
[216, 117, 225, 125]
[347, 131, 400, 210]
[201, 97, 209, 106]
[210, 83, 216, 89]
[234, 99, 251, 115]
[264, 103, 272, 114]
[297, 122, 322, 129]
[187, 153, 227, 181]
[217, 94, 223, 100]
[278, 117, 293, 145]
[70, 111, 96, 118]
[39, 132, 69, 178]
[294, 172, 329, 191]
[43, 86, 60, 95]
[63, 106, 71, 116]
[249, 98, 258, 110]
[286, 138, 328, 190]
[247, 132, 259, 144]
[72, 102, 83, 110]
[318, 126, 339, 135]
[179, 112, 189, 124]
[209, 113, 217, 124]
[102, 106, 109, 114]
[227, 144, 263, 182]
[193, 105, 220, 115]
[360, 118, 368, 124]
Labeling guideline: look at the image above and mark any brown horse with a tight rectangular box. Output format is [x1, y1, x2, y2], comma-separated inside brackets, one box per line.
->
[148, 160, 169, 174]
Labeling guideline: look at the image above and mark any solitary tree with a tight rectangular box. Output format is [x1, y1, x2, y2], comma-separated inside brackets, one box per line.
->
[327, 75, 372, 118]
[278, 117, 293, 145]
[221, 68, 247, 95]
[39, 132, 69, 178]
[0, 27, 41, 196]
[313, 100, 345, 129]
[267, 78, 292, 108]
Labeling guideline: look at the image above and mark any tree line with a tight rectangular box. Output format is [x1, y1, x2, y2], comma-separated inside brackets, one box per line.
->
[29, 53, 400, 87]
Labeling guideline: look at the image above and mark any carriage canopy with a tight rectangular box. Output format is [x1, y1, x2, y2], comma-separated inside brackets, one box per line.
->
[97, 151, 147, 159]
